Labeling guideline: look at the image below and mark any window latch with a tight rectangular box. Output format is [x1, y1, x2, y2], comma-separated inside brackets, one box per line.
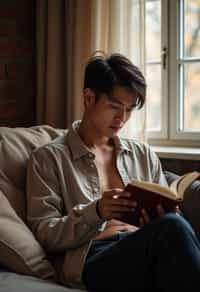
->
[161, 47, 167, 69]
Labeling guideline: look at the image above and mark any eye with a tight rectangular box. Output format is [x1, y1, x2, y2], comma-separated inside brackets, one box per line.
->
[110, 104, 120, 110]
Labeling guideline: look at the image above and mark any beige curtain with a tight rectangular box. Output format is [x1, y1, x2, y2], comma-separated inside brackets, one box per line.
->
[36, 0, 93, 127]
[36, 0, 146, 138]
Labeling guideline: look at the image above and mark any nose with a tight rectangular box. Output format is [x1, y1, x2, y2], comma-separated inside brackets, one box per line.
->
[115, 108, 127, 124]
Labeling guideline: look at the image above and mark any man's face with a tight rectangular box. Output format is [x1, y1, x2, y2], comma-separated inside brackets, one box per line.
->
[85, 86, 138, 137]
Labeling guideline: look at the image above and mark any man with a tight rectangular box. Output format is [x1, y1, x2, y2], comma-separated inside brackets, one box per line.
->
[26, 53, 200, 291]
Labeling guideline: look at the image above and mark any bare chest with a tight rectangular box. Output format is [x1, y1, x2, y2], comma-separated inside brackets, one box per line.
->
[94, 150, 124, 192]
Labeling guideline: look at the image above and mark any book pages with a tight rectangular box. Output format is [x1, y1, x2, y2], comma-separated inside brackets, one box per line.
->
[131, 180, 177, 200]
[178, 171, 200, 199]
[170, 171, 200, 199]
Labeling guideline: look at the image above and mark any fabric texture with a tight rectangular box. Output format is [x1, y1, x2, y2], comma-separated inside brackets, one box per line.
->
[83, 213, 200, 290]
[26, 120, 167, 288]
[0, 125, 66, 221]
[0, 190, 55, 280]
[164, 170, 200, 237]
[0, 270, 83, 292]
[0, 126, 66, 280]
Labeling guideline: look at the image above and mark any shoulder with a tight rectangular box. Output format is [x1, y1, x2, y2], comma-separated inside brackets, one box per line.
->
[119, 137, 153, 156]
[119, 136, 160, 165]
[30, 131, 71, 161]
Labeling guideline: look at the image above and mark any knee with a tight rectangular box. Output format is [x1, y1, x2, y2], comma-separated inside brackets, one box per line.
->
[155, 213, 195, 238]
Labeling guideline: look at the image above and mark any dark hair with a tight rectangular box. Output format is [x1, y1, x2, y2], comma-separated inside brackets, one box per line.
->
[83, 52, 146, 109]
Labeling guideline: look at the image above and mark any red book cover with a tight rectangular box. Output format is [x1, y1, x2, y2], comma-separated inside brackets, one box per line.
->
[120, 183, 180, 226]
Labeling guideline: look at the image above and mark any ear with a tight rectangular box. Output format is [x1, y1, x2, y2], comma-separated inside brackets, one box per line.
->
[83, 88, 96, 109]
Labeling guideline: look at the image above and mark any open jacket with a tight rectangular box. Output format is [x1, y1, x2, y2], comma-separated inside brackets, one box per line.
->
[26, 120, 167, 288]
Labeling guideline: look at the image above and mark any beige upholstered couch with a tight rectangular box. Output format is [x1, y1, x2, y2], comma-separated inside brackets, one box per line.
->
[0, 125, 199, 292]
[0, 125, 84, 292]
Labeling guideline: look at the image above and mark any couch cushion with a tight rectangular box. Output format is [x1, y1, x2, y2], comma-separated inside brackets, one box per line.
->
[0, 125, 66, 221]
[0, 126, 66, 280]
[0, 270, 84, 292]
[0, 190, 56, 280]
[164, 170, 200, 236]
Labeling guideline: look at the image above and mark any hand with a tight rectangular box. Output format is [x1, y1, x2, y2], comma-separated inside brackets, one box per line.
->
[106, 219, 139, 232]
[97, 188, 137, 221]
[139, 204, 182, 227]
[94, 219, 139, 240]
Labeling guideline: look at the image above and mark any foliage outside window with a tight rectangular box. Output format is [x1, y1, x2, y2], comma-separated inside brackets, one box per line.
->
[145, 0, 200, 146]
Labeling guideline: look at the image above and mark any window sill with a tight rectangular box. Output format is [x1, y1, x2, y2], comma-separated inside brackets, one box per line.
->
[150, 146, 200, 160]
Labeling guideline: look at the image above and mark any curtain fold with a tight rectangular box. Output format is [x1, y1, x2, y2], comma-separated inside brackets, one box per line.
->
[36, 0, 93, 127]
[36, 0, 66, 127]
[36, 0, 146, 139]
[64, 0, 93, 126]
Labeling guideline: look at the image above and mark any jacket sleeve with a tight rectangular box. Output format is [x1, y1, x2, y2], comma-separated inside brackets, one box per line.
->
[147, 146, 168, 186]
[26, 146, 104, 253]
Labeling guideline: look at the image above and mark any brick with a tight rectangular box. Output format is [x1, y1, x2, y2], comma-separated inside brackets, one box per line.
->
[0, 101, 17, 119]
[17, 21, 35, 39]
[0, 80, 18, 99]
[17, 95, 35, 113]
[0, 1, 35, 19]
[18, 40, 34, 57]
[17, 0, 35, 19]
[0, 99, 35, 125]
[15, 95, 35, 125]
[0, 64, 6, 79]
[6, 62, 35, 80]
[22, 81, 36, 98]
[0, 20, 17, 36]
[0, 0, 36, 127]
[0, 80, 36, 99]
[0, 41, 18, 57]
[0, 6, 17, 18]
[0, 96, 35, 125]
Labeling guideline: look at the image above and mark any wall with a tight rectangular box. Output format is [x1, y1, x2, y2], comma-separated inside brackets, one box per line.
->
[0, 0, 35, 127]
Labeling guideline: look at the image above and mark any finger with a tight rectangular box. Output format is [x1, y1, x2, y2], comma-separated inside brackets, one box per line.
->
[112, 198, 137, 207]
[112, 192, 132, 199]
[106, 219, 120, 227]
[174, 205, 183, 216]
[111, 205, 136, 213]
[107, 219, 128, 227]
[171, 205, 178, 213]
[157, 204, 165, 216]
[103, 188, 124, 198]
[141, 208, 150, 224]
[113, 212, 123, 219]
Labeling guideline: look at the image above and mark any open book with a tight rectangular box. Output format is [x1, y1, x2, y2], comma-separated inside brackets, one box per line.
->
[120, 171, 200, 226]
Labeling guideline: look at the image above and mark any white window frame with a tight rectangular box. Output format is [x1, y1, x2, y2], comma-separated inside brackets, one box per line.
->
[147, 0, 200, 147]
[145, 0, 168, 140]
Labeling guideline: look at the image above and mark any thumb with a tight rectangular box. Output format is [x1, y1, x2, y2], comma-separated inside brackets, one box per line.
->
[103, 188, 124, 198]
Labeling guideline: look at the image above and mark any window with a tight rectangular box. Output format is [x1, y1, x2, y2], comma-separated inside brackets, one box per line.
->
[145, 0, 200, 146]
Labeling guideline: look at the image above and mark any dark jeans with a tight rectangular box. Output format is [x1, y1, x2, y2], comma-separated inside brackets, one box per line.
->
[82, 213, 200, 291]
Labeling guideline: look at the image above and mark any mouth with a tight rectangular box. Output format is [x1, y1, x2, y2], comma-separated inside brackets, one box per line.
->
[110, 126, 122, 131]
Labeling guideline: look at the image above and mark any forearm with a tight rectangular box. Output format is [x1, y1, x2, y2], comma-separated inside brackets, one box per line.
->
[28, 200, 104, 252]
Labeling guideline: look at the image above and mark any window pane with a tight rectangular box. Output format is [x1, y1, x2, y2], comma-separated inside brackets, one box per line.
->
[146, 64, 161, 130]
[184, 0, 200, 58]
[146, 0, 161, 61]
[184, 63, 200, 130]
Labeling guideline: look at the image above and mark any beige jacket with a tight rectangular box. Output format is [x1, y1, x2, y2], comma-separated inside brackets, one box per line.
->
[26, 120, 167, 289]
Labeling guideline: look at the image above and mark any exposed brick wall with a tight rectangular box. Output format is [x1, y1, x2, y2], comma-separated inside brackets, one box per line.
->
[0, 0, 35, 127]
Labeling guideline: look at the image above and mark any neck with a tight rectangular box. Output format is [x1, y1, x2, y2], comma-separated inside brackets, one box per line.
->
[77, 118, 112, 150]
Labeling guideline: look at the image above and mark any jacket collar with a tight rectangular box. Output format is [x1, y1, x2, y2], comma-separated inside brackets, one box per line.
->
[66, 120, 131, 160]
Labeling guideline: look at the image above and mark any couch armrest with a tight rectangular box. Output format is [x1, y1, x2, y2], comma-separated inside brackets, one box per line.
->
[164, 170, 200, 238]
